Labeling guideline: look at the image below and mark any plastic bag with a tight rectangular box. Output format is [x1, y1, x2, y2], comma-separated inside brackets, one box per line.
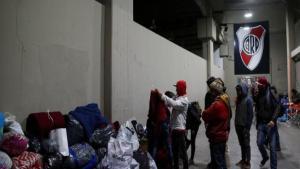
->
[0, 150, 12, 169]
[28, 137, 42, 153]
[148, 153, 157, 169]
[43, 153, 63, 169]
[49, 128, 69, 156]
[42, 139, 59, 154]
[133, 149, 149, 169]
[69, 143, 97, 168]
[89, 125, 113, 148]
[4, 113, 24, 135]
[96, 147, 107, 162]
[117, 120, 139, 151]
[61, 156, 76, 169]
[65, 115, 85, 146]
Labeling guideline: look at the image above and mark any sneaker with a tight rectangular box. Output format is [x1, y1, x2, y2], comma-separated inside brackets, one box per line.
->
[243, 161, 251, 169]
[259, 157, 269, 167]
[235, 160, 244, 166]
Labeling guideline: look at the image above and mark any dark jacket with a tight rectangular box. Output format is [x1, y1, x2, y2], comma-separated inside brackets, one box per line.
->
[292, 92, 300, 104]
[202, 94, 230, 143]
[235, 83, 253, 129]
[253, 87, 279, 124]
[186, 101, 202, 130]
[205, 91, 216, 109]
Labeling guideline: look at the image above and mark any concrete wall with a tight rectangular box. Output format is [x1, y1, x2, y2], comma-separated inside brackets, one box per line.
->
[110, 0, 207, 124]
[295, 20, 300, 90]
[223, 3, 287, 98]
[0, 0, 105, 124]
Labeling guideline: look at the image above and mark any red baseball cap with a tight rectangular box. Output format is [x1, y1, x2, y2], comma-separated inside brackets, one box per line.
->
[173, 80, 187, 96]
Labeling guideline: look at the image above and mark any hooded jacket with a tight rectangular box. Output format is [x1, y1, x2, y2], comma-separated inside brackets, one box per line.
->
[253, 86, 279, 124]
[235, 83, 254, 129]
[202, 93, 230, 143]
[161, 94, 189, 130]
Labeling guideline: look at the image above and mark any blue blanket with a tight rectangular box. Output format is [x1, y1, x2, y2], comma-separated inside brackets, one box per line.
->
[70, 103, 108, 138]
[0, 112, 4, 140]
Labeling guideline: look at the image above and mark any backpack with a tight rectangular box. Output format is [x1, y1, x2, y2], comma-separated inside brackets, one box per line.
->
[186, 101, 202, 129]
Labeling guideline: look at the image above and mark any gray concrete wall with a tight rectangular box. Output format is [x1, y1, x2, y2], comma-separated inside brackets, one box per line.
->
[223, 3, 287, 98]
[295, 20, 300, 90]
[110, 0, 207, 124]
[0, 0, 105, 124]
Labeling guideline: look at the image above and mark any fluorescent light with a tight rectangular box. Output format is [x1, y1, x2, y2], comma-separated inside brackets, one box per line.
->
[243, 27, 250, 30]
[244, 12, 253, 18]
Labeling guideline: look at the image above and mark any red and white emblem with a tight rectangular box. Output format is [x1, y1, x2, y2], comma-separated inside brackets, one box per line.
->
[236, 25, 266, 71]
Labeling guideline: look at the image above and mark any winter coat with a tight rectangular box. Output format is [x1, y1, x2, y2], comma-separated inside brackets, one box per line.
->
[202, 94, 230, 143]
[253, 87, 279, 124]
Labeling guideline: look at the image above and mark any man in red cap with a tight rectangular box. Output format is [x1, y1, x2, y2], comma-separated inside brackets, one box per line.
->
[253, 77, 279, 169]
[156, 80, 189, 169]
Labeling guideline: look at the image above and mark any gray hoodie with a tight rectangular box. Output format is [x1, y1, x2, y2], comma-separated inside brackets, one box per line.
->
[235, 83, 254, 129]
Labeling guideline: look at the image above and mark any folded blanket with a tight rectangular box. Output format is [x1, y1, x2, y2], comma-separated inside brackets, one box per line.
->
[26, 112, 65, 138]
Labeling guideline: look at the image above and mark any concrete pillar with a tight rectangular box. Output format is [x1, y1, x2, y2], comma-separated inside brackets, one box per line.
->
[202, 40, 215, 78]
[104, 0, 112, 120]
[286, 7, 296, 101]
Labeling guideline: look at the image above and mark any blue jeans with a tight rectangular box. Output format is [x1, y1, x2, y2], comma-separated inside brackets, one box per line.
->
[257, 123, 277, 169]
[209, 142, 227, 169]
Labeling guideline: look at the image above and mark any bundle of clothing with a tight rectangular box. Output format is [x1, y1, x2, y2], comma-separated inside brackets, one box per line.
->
[0, 112, 42, 169]
[146, 90, 172, 169]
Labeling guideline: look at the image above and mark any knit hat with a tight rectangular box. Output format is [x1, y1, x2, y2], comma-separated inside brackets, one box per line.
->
[209, 79, 224, 94]
[174, 80, 187, 96]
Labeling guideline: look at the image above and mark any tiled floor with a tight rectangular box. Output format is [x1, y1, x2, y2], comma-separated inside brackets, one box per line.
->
[187, 119, 300, 169]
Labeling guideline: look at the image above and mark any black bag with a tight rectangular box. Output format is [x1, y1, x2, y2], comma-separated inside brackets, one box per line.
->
[186, 101, 202, 130]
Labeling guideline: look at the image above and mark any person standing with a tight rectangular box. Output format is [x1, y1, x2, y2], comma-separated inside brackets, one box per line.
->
[234, 83, 253, 169]
[156, 80, 189, 169]
[291, 89, 300, 104]
[202, 78, 231, 169]
[185, 101, 202, 165]
[270, 86, 281, 151]
[205, 76, 217, 109]
[253, 77, 279, 169]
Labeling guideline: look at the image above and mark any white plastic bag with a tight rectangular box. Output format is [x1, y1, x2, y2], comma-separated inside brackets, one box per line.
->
[4, 112, 24, 135]
[101, 118, 141, 169]
[49, 128, 69, 156]
[148, 153, 157, 169]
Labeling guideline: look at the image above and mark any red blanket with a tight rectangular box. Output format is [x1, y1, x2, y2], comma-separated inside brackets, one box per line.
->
[26, 111, 65, 138]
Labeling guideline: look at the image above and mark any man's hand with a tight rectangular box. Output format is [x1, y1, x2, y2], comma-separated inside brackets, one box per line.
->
[267, 120, 275, 128]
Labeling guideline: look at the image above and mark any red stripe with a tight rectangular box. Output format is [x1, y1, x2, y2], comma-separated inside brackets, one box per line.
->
[241, 51, 251, 65]
[250, 25, 264, 38]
